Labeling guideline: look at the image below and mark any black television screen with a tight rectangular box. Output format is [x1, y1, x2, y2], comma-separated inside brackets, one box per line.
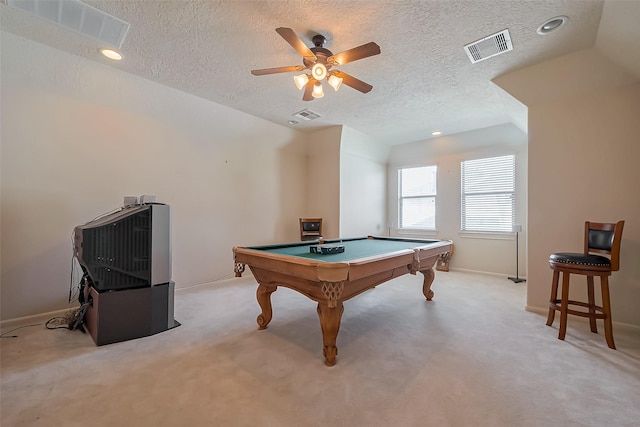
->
[73, 203, 171, 292]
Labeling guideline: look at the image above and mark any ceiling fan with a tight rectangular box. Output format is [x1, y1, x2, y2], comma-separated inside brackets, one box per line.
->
[251, 27, 381, 101]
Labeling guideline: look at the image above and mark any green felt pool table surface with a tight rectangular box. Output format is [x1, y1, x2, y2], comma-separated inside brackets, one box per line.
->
[246, 237, 443, 262]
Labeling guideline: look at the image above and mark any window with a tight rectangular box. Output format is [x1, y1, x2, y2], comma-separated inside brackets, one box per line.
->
[398, 165, 437, 229]
[461, 155, 515, 232]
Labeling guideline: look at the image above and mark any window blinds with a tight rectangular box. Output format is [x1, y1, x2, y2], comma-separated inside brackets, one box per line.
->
[461, 155, 515, 232]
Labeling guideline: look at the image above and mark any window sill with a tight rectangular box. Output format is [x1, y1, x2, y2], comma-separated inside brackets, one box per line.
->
[396, 229, 439, 238]
[458, 231, 515, 240]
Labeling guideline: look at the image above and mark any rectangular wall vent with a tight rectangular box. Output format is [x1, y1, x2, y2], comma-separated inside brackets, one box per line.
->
[7, 0, 130, 48]
[293, 109, 321, 121]
[464, 29, 513, 64]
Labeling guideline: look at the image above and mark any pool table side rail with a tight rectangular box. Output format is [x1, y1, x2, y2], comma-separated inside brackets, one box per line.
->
[343, 240, 452, 280]
[233, 246, 352, 282]
[243, 236, 443, 252]
[233, 239, 452, 283]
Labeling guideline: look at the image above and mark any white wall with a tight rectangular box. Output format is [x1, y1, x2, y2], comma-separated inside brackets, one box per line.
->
[595, 0, 640, 79]
[388, 124, 528, 276]
[305, 126, 342, 239]
[494, 48, 640, 326]
[303, 125, 388, 240]
[339, 126, 388, 237]
[0, 32, 308, 320]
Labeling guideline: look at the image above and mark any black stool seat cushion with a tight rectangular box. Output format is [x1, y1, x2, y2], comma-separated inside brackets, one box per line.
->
[549, 252, 611, 267]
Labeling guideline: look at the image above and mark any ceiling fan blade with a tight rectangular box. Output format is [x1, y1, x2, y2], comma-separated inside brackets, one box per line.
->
[302, 80, 314, 101]
[328, 42, 381, 66]
[251, 65, 305, 76]
[332, 71, 373, 93]
[276, 27, 317, 60]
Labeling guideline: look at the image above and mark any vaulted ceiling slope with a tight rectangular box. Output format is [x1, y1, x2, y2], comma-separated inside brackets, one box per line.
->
[2, 1, 639, 146]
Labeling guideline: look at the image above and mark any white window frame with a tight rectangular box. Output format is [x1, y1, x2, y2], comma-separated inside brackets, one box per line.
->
[461, 155, 515, 233]
[398, 165, 437, 230]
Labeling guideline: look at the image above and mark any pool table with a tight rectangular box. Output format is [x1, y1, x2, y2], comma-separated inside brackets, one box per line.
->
[233, 236, 453, 366]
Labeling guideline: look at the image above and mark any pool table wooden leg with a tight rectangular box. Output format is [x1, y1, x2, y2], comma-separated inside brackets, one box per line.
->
[420, 267, 436, 300]
[256, 283, 277, 330]
[316, 301, 344, 367]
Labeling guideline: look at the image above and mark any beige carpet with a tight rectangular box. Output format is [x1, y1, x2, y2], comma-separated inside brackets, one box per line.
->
[2, 271, 639, 426]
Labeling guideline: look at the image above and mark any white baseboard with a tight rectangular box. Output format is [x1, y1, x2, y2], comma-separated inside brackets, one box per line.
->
[449, 267, 527, 281]
[525, 305, 546, 315]
[1, 275, 255, 328]
[1, 307, 74, 330]
[526, 305, 640, 331]
[175, 272, 255, 292]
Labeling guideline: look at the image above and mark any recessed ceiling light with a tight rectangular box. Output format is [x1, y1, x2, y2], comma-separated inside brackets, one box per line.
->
[432, 131, 442, 136]
[537, 16, 567, 35]
[100, 48, 122, 60]
[288, 120, 299, 125]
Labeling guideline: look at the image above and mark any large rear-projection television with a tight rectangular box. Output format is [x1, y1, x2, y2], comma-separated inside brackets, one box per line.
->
[73, 202, 177, 345]
[73, 203, 171, 292]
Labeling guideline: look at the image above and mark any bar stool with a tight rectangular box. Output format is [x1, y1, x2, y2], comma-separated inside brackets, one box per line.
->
[300, 218, 322, 241]
[546, 220, 625, 349]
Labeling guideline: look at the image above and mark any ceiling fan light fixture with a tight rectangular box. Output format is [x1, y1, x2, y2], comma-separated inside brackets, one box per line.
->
[251, 28, 380, 99]
[294, 74, 309, 90]
[312, 63, 327, 80]
[312, 82, 324, 98]
[328, 74, 343, 91]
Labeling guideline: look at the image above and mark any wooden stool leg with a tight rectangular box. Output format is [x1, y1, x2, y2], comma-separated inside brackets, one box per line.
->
[546, 269, 560, 326]
[558, 272, 570, 340]
[600, 276, 616, 349]
[586, 276, 598, 333]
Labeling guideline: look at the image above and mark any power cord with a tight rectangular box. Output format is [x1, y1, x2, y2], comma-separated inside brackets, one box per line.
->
[1, 303, 91, 338]
[68, 256, 84, 304]
[66, 303, 90, 332]
[0, 323, 43, 338]
[45, 316, 71, 330]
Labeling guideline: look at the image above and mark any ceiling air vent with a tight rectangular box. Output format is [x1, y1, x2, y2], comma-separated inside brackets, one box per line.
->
[7, 0, 130, 49]
[293, 109, 321, 121]
[464, 29, 512, 64]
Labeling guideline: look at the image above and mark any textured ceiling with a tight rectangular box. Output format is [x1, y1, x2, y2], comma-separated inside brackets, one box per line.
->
[1, 0, 612, 145]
